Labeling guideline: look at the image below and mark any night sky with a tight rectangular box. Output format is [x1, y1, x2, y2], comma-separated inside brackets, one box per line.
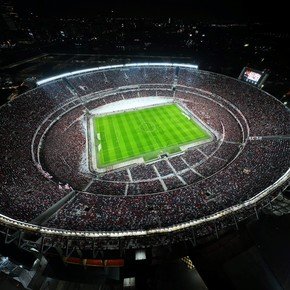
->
[15, 0, 289, 24]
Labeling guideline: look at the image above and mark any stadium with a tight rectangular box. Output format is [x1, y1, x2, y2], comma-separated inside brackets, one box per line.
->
[0, 63, 289, 255]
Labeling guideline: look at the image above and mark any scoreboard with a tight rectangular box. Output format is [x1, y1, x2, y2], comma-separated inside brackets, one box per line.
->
[239, 67, 269, 88]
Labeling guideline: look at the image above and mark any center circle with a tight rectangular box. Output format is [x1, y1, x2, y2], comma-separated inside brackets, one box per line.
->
[140, 122, 156, 132]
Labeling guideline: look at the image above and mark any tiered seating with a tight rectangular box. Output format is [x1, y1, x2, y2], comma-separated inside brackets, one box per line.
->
[0, 64, 288, 248]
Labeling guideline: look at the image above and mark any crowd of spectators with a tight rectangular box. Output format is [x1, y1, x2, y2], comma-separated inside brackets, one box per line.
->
[121, 91, 139, 99]
[101, 169, 129, 182]
[167, 156, 188, 171]
[0, 81, 76, 222]
[179, 93, 244, 143]
[87, 179, 126, 195]
[67, 66, 176, 97]
[154, 160, 173, 176]
[180, 169, 202, 184]
[214, 142, 240, 160]
[164, 176, 184, 190]
[130, 164, 157, 181]
[182, 150, 207, 166]
[198, 142, 220, 156]
[0, 64, 289, 247]
[103, 93, 124, 104]
[43, 139, 289, 234]
[43, 107, 91, 190]
[178, 69, 289, 136]
[195, 156, 227, 177]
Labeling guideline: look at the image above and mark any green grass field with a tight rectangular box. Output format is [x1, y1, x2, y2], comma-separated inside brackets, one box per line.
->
[93, 104, 211, 168]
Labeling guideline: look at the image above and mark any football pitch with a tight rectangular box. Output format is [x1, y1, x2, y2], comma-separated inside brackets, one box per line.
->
[93, 104, 211, 168]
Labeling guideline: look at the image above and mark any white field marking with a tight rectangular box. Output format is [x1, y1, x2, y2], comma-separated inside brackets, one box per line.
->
[98, 144, 102, 151]
[97, 129, 121, 152]
[97, 133, 101, 140]
[133, 116, 200, 135]
[180, 138, 211, 151]
[95, 104, 211, 166]
[182, 112, 190, 120]
[99, 131, 210, 163]
[99, 120, 126, 157]
[133, 118, 194, 134]
[89, 116, 98, 172]
[99, 131, 208, 158]
[95, 157, 145, 173]
[100, 138, 176, 155]
[79, 116, 91, 175]
[97, 104, 205, 140]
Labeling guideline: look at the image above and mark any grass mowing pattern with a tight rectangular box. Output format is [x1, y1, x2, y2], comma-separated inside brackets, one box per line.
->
[93, 104, 211, 168]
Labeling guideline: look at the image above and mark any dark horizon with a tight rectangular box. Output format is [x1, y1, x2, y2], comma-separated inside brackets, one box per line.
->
[14, 0, 289, 25]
